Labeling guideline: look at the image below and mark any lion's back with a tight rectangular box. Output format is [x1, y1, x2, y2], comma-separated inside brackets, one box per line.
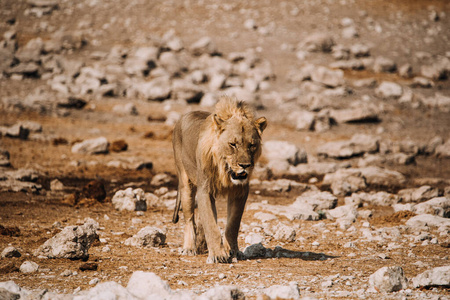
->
[173, 111, 210, 183]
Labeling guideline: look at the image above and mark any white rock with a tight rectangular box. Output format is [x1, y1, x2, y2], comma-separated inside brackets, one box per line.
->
[436, 138, 450, 158]
[112, 103, 138, 115]
[293, 190, 338, 211]
[198, 285, 244, 300]
[208, 73, 227, 91]
[414, 197, 449, 217]
[190, 37, 217, 56]
[350, 44, 371, 57]
[272, 223, 296, 242]
[373, 57, 397, 73]
[369, 266, 407, 292]
[412, 266, 450, 288]
[406, 214, 450, 230]
[200, 93, 219, 107]
[346, 192, 399, 206]
[78, 281, 133, 300]
[411, 185, 440, 202]
[263, 140, 307, 166]
[112, 187, 147, 211]
[137, 76, 171, 101]
[330, 105, 379, 123]
[50, 179, 64, 191]
[392, 203, 414, 212]
[326, 205, 358, 221]
[291, 162, 342, 178]
[311, 66, 345, 87]
[1, 246, 21, 258]
[127, 271, 176, 299]
[262, 282, 300, 300]
[245, 232, 265, 245]
[71, 137, 109, 155]
[254, 212, 277, 222]
[159, 52, 185, 76]
[288, 110, 315, 131]
[151, 173, 172, 186]
[33, 219, 98, 259]
[19, 261, 39, 273]
[317, 134, 379, 158]
[124, 226, 166, 247]
[421, 61, 448, 80]
[375, 82, 403, 99]
[172, 79, 204, 103]
[299, 33, 335, 52]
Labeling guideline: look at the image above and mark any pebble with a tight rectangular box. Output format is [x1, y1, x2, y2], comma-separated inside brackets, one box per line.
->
[19, 261, 39, 273]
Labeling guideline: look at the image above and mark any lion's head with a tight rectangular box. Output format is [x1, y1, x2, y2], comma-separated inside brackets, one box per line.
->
[199, 96, 267, 189]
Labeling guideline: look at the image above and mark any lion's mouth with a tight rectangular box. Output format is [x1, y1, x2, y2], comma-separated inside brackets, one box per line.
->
[230, 171, 248, 181]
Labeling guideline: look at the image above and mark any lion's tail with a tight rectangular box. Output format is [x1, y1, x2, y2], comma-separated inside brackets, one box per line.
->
[172, 191, 181, 223]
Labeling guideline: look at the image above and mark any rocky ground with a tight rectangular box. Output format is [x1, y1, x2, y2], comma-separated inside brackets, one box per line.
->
[1, 0, 450, 299]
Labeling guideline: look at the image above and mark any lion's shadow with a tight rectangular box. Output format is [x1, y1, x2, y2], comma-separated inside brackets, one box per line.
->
[240, 244, 337, 261]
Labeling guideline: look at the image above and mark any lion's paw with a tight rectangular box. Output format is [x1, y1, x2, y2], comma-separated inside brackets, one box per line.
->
[206, 249, 231, 264]
[181, 248, 197, 256]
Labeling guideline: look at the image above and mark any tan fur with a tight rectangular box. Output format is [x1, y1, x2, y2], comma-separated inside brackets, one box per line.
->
[172, 96, 267, 263]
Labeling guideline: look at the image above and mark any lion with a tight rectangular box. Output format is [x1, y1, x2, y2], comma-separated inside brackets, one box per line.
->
[172, 96, 267, 263]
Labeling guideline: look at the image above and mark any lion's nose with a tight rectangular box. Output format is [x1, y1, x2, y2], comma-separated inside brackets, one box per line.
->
[238, 163, 251, 169]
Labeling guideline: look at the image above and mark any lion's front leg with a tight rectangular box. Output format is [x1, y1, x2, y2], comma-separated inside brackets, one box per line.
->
[197, 187, 231, 263]
[225, 186, 249, 260]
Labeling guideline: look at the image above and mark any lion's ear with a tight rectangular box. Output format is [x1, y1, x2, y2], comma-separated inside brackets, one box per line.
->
[213, 114, 224, 129]
[255, 117, 267, 134]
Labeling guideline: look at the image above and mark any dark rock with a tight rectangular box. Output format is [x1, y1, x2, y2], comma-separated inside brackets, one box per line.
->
[57, 97, 87, 109]
[81, 180, 106, 203]
[79, 262, 98, 271]
[110, 140, 128, 152]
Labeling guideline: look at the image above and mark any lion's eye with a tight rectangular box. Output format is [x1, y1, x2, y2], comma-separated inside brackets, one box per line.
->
[229, 142, 237, 148]
[249, 144, 256, 151]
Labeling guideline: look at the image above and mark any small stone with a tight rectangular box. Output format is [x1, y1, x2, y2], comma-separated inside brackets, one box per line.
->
[112, 188, 147, 211]
[0, 149, 11, 167]
[350, 44, 371, 57]
[375, 82, 403, 99]
[321, 280, 333, 288]
[112, 103, 138, 115]
[190, 37, 217, 56]
[50, 179, 64, 191]
[273, 223, 296, 242]
[245, 233, 265, 245]
[399, 64, 413, 78]
[124, 226, 166, 247]
[71, 137, 109, 155]
[19, 261, 39, 273]
[262, 282, 300, 300]
[126, 271, 174, 299]
[79, 262, 98, 271]
[1, 246, 21, 258]
[300, 33, 335, 52]
[311, 66, 345, 87]
[288, 110, 315, 131]
[109, 140, 128, 152]
[373, 56, 397, 73]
